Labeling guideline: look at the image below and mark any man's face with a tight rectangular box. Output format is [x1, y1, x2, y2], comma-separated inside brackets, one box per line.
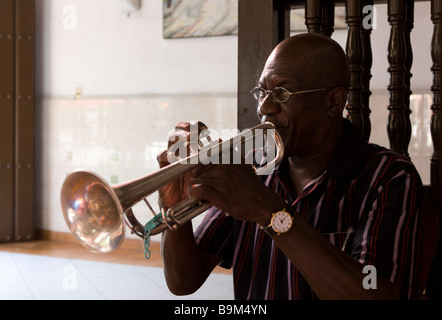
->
[257, 51, 331, 159]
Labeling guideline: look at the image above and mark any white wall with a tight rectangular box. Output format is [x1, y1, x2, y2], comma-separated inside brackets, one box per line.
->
[34, 1, 435, 241]
[35, 0, 238, 97]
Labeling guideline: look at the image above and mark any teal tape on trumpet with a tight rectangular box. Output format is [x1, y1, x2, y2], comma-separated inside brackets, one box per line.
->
[143, 228, 151, 260]
[143, 213, 164, 260]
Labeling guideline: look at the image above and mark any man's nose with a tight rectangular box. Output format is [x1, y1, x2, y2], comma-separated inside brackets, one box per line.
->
[257, 94, 281, 119]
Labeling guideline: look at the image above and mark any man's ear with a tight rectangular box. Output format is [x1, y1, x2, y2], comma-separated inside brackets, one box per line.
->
[326, 87, 348, 117]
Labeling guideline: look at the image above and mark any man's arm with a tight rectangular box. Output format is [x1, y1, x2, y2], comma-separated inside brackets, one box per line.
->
[157, 134, 221, 296]
[161, 222, 221, 295]
[188, 164, 413, 300]
[269, 211, 402, 299]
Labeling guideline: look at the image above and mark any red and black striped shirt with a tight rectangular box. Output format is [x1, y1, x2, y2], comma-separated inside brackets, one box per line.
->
[194, 119, 424, 299]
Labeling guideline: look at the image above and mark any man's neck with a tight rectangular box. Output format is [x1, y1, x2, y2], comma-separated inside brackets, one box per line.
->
[288, 119, 344, 196]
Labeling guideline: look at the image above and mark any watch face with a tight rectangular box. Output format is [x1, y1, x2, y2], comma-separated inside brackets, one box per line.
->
[271, 211, 293, 233]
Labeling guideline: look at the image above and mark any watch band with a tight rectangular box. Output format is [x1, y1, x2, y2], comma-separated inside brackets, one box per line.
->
[260, 223, 279, 236]
[260, 205, 294, 236]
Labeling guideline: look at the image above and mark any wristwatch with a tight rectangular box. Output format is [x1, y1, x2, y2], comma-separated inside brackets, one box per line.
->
[260, 205, 294, 236]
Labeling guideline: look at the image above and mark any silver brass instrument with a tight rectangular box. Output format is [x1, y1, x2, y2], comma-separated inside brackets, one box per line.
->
[60, 122, 284, 255]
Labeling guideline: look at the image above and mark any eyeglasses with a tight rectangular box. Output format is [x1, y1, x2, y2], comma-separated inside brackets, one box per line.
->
[250, 86, 329, 104]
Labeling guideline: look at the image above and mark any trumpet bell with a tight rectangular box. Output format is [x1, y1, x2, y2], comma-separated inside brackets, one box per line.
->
[60, 170, 125, 253]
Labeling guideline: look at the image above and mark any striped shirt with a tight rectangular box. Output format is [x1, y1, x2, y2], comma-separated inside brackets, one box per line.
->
[194, 119, 424, 300]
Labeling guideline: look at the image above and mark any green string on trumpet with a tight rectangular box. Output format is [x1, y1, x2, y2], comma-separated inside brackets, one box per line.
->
[143, 226, 152, 260]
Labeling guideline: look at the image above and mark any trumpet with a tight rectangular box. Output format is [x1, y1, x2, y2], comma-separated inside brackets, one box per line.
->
[60, 122, 284, 255]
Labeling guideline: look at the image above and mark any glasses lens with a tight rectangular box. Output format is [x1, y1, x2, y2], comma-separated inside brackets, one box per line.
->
[251, 88, 265, 101]
[272, 87, 291, 102]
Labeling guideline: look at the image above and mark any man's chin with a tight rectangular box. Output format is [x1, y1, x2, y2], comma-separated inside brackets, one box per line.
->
[275, 127, 289, 142]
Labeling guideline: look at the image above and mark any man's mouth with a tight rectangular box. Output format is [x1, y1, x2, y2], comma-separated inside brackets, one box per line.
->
[260, 117, 287, 135]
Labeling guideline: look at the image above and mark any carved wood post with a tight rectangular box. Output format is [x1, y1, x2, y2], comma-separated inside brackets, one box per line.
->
[405, 0, 414, 112]
[361, 0, 374, 141]
[404, 0, 414, 155]
[431, 0, 442, 186]
[305, 0, 322, 33]
[345, 0, 365, 139]
[320, 1, 335, 37]
[387, 0, 410, 157]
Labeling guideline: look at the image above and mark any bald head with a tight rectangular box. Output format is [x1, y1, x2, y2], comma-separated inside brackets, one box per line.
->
[264, 33, 350, 91]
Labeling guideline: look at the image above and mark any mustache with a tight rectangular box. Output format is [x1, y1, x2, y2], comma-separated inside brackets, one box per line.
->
[261, 116, 287, 131]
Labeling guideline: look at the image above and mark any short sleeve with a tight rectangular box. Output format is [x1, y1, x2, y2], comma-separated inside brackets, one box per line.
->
[350, 168, 424, 299]
[194, 207, 234, 269]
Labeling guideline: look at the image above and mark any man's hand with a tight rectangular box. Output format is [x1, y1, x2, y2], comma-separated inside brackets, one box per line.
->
[157, 121, 209, 210]
[188, 164, 286, 226]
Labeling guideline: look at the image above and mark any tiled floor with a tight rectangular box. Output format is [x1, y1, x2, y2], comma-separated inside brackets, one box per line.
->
[0, 242, 234, 300]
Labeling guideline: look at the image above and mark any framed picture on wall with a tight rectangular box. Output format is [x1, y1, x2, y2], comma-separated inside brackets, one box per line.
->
[163, 0, 347, 39]
[163, 0, 238, 38]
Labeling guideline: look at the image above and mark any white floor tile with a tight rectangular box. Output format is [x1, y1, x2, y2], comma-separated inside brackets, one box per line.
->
[0, 252, 233, 300]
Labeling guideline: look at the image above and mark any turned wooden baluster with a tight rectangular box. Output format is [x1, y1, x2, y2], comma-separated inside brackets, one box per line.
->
[405, 0, 414, 109]
[404, 0, 414, 154]
[361, 0, 374, 141]
[387, 0, 410, 157]
[345, 0, 365, 139]
[431, 0, 442, 186]
[320, 1, 335, 37]
[305, 0, 322, 34]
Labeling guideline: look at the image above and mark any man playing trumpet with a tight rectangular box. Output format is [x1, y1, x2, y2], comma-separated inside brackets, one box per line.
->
[158, 33, 424, 300]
